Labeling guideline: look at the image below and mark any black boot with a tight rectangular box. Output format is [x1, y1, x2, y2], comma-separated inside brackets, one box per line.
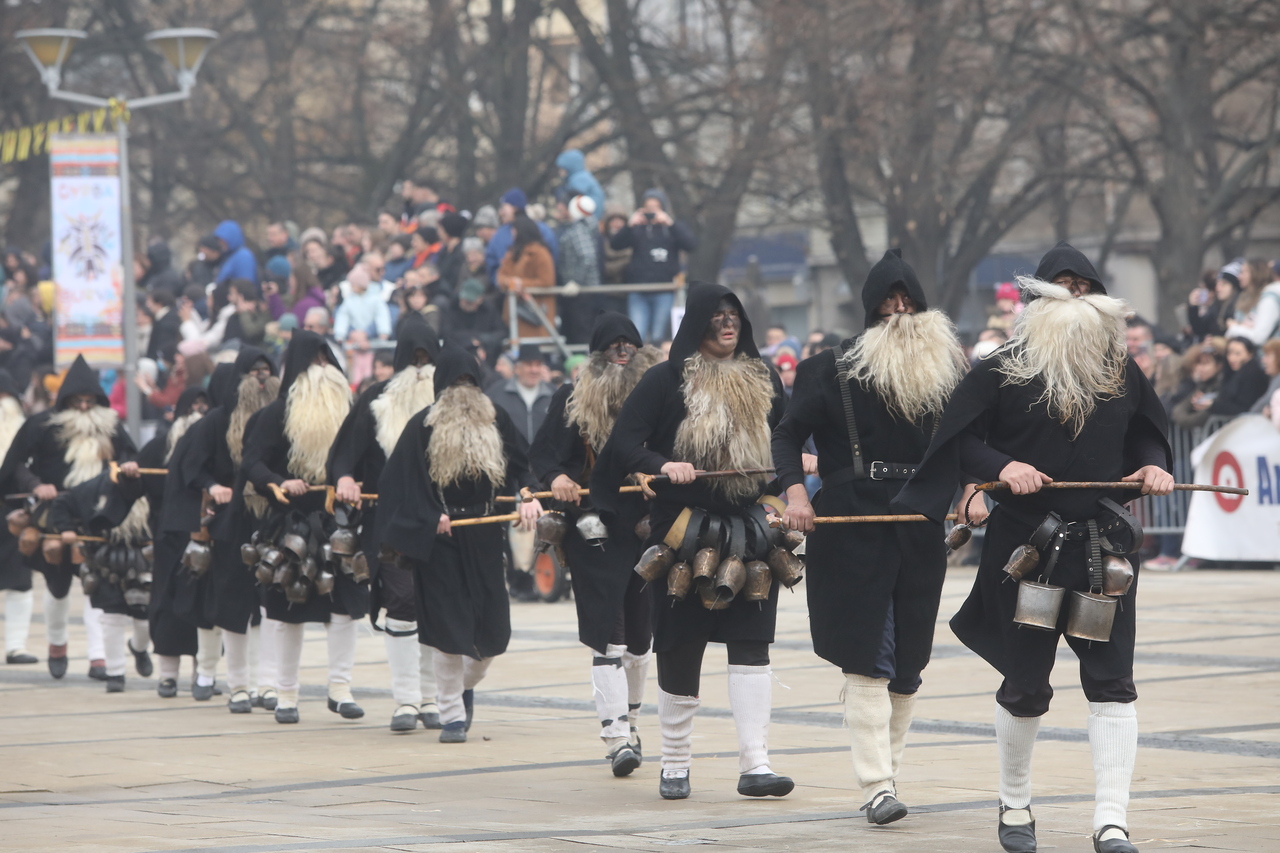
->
[157, 678, 178, 698]
[463, 688, 474, 731]
[737, 773, 794, 798]
[128, 640, 153, 678]
[105, 675, 125, 693]
[998, 804, 1037, 853]
[659, 771, 691, 800]
[861, 791, 908, 824]
[1093, 826, 1138, 853]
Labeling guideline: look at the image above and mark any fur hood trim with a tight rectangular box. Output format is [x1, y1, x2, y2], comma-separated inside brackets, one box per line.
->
[371, 365, 436, 457]
[50, 406, 118, 488]
[673, 353, 774, 501]
[565, 346, 662, 451]
[426, 384, 506, 490]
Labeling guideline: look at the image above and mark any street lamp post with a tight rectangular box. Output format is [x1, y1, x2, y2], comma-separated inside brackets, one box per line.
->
[15, 27, 217, 443]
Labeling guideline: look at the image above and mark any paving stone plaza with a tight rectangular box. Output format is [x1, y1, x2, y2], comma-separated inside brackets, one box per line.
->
[2, 565, 1277, 852]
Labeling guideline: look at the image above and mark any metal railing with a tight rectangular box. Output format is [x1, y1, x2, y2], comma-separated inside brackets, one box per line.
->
[505, 281, 683, 358]
[1130, 415, 1232, 535]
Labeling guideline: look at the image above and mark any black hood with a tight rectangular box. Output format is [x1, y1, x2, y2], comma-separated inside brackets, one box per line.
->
[589, 311, 643, 354]
[174, 386, 208, 418]
[146, 242, 172, 274]
[432, 345, 483, 398]
[862, 248, 927, 328]
[207, 363, 240, 409]
[392, 316, 441, 373]
[56, 355, 109, 409]
[233, 345, 275, 377]
[669, 282, 759, 363]
[1034, 241, 1105, 295]
[0, 369, 19, 400]
[279, 330, 340, 398]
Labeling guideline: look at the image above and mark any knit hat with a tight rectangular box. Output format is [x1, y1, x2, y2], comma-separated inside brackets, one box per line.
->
[277, 313, 299, 331]
[439, 211, 470, 239]
[568, 195, 597, 222]
[1219, 259, 1244, 288]
[773, 351, 797, 372]
[459, 278, 486, 302]
[472, 205, 500, 230]
[501, 188, 528, 210]
[265, 255, 291, 280]
[461, 237, 485, 254]
[995, 282, 1020, 302]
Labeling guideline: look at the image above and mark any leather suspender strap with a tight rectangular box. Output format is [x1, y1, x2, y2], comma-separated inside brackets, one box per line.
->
[832, 342, 866, 480]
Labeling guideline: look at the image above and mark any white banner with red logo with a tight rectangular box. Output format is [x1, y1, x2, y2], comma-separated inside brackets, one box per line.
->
[1181, 414, 1280, 561]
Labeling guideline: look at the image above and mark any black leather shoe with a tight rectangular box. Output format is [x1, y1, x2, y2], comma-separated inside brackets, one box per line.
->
[259, 689, 278, 711]
[1094, 826, 1138, 853]
[88, 661, 108, 681]
[157, 678, 178, 698]
[192, 681, 216, 701]
[390, 705, 419, 732]
[659, 772, 691, 800]
[105, 675, 125, 693]
[862, 792, 908, 825]
[419, 708, 442, 729]
[462, 688, 475, 730]
[6, 650, 37, 664]
[737, 772, 794, 798]
[630, 723, 642, 757]
[228, 690, 253, 714]
[439, 721, 467, 743]
[128, 640, 153, 677]
[609, 743, 641, 777]
[998, 805, 1037, 853]
[328, 697, 365, 719]
[275, 706, 299, 724]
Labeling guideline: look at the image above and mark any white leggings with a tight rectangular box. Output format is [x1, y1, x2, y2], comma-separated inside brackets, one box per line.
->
[4, 589, 33, 653]
[100, 614, 149, 677]
[273, 615, 357, 694]
[434, 651, 492, 726]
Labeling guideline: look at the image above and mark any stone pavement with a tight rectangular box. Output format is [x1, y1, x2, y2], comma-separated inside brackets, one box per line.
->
[1, 566, 1277, 852]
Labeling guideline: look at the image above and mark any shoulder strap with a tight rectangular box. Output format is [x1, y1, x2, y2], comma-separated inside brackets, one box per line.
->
[832, 343, 866, 480]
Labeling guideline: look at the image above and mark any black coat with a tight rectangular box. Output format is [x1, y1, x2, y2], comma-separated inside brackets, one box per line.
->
[772, 344, 945, 677]
[49, 471, 148, 618]
[896, 355, 1171, 692]
[146, 309, 182, 362]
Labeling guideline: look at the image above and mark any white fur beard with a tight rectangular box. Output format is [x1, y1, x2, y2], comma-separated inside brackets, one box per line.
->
[426, 385, 506, 490]
[673, 354, 774, 501]
[371, 365, 436, 457]
[110, 496, 151, 544]
[999, 276, 1130, 437]
[565, 346, 662, 451]
[50, 406, 119, 488]
[0, 396, 24, 464]
[165, 411, 204, 463]
[284, 364, 351, 484]
[840, 310, 966, 424]
[228, 374, 281, 467]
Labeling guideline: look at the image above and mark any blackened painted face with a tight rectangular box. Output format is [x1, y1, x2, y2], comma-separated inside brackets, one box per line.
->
[605, 338, 637, 365]
[413, 348, 433, 368]
[701, 298, 740, 359]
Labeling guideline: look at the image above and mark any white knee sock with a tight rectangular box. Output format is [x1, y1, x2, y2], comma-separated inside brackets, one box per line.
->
[223, 630, 251, 692]
[728, 664, 773, 776]
[83, 605, 105, 660]
[888, 690, 916, 781]
[1089, 702, 1137, 832]
[434, 650, 466, 725]
[131, 618, 150, 653]
[195, 627, 222, 685]
[326, 614, 356, 701]
[622, 648, 650, 732]
[463, 655, 492, 691]
[657, 689, 700, 778]
[418, 643, 438, 711]
[384, 623, 422, 707]
[5, 589, 34, 653]
[257, 615, 279, 695]
[592, 645, 630, 745]
[844, 673, 894, 802]
[101, 612, 130, 677]
[275, 622, 305, 699]
[246, 622, 260, 692]
[43, 590, 71, 647]
[157, 654, 180, 680]
[995, 704, 1041, 811]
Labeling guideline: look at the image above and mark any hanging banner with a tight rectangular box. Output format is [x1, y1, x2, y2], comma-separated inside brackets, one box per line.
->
[50, 134, 124, 370]
[1181, 414, 1280, 562]
[1, 102, 126, 165]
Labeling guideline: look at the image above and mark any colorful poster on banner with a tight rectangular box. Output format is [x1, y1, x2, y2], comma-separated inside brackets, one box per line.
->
[1181, 414, 1280, 562]
[49, 134, 124, 369]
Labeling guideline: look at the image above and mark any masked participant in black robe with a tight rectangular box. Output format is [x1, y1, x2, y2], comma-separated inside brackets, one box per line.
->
[529, 312, 661, 776]
[328, 318, 440, 733]
[0, 370, 38, 666]
[243, 331, 365, 724]
[0, 355, 137, 679]
[896, 243, 1173, 853]
[48, 463, 151, 692]
[149, 385, 217, 698]
[175, 349, 281, 709]
[377, 346, 542, 744]
[773, 249, 973, 824]
[590, 283, 790, 801]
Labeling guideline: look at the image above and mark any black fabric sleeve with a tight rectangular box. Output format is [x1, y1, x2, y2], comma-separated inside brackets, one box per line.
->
[956, 428, 1012, 483]
[0, 416, 42, 488]
[243, 403, 287, 492]
[497, 406, 539, 495]
[771, 357, 823, 492]
[328, 385, 379, 484]
[375, 408, 442, 563]
[528, 384, 579, 487]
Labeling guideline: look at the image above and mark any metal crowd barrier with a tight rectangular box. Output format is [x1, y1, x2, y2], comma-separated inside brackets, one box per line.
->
[1130, 415, 1232, 535]
[505, 281, 683, 359]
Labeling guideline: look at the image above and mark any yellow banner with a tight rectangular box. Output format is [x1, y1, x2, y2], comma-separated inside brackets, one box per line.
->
[1, 100, 126, 165]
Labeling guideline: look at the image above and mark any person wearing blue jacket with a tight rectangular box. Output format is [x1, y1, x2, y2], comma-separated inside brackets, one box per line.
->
[556, 149, 605, 226]
[484, 189, 559, 286]
[213, 220, 259, 287]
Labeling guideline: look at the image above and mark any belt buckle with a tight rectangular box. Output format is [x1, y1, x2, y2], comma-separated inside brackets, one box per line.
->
[869, 461, 886, 480]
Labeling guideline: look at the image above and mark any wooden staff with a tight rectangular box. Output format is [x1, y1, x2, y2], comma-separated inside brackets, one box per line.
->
[44, 533, 105, 542]
[493, 484, 647, 503]
[975, 480, 1248, 496]
[634, 468, 776, 498]
[108, 461, 168, 483]
[266, 483, 328, 505]
[770, 513, 958, 526]
[324, 486, 379, 515]
[447, 512, 522, 527]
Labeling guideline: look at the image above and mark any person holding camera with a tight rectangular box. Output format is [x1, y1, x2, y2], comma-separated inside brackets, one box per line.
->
[609, 189, 697, 344]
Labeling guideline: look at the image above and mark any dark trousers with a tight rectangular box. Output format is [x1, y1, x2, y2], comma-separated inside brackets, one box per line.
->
[656, 639, 769, 697]
[997, 663, 1137, 718]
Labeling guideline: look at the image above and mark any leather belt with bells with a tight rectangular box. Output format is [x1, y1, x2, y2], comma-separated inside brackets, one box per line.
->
[1028, 511, 1066, 583]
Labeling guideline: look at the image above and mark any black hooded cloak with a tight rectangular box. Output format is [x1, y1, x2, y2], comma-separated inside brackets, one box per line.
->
[529, 312, 652, 653]
[1033, 241, 1105, 295]
[243, 331, 365, 623]
[0, 370, 32, 593]
[772, 250, 948, 679]
[48, 469, 148, 618]
[590, 283, 787, 651]
[376, 346, 537, 658]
